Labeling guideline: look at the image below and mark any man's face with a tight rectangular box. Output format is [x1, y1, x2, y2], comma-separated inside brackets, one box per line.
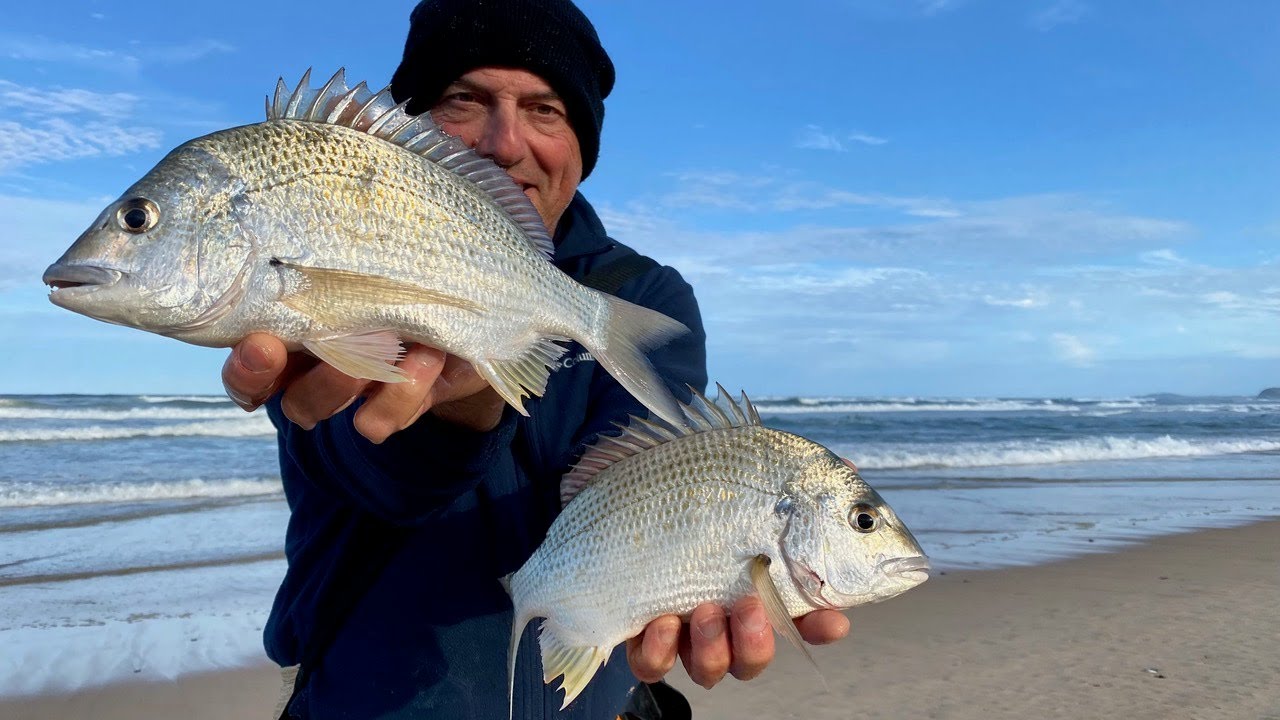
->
[431, 67, 584, 234]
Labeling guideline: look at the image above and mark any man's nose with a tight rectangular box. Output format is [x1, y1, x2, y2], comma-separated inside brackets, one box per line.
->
[474, 105, 525, 168]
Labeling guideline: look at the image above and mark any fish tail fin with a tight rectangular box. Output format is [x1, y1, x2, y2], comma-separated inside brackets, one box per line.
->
[537, 622, 613, 711]
[583, 294, 689, 427]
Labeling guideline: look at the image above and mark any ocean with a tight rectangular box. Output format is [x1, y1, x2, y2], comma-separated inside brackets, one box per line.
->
[1, 392, 1277, 696]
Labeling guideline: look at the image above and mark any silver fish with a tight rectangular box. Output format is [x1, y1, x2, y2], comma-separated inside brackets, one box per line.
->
[42, 69, 688, 425]
[504, 385, 930, 713]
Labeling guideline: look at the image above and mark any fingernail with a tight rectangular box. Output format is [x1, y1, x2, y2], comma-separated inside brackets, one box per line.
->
[655, 622, 679, 646]
[739, 607, 767, 634]
[696, 616, 725, 641]
[238, 342, 273, 374]
[226, 388, 256, 411]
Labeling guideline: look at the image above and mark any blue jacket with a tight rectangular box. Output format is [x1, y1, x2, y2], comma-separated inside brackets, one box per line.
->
[264, 193, 708, 719]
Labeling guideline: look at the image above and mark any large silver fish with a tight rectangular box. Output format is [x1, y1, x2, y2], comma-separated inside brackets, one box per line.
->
[42, 70, 687, 425]
[504, 386, 930, 713]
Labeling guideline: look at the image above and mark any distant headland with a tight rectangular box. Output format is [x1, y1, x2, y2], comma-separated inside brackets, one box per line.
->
[1258, 388, 1280, 399]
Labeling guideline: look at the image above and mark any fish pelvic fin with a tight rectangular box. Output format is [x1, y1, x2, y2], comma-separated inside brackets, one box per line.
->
[303, 331, 406, 383]
[750, 554, 826, 689]
[582, 295, 689, 428]
[537, 622, 612, 711]
[475, 337, 571, 415]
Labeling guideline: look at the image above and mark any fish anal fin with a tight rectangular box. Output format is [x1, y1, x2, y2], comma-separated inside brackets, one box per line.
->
[276, 260, 483, 327]
[473, 338, 569, 416]
[537, 622, 612, 711]
[749, 554, 826, 688]
[303, 331, 406, 383]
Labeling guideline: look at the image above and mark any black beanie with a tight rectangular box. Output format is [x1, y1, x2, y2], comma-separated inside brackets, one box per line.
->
[390, 0, 615, 179]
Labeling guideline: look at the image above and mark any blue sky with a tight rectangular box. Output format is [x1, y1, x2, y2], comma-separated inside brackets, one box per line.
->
[2, 0, 1276, 397]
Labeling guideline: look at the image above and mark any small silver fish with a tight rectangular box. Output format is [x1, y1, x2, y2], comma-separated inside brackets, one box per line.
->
[504, 385, 930, 713]
[41, 69, 687, 425]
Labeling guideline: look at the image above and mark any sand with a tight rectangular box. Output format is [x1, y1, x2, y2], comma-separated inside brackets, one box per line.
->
[3, 520, 1278, 720]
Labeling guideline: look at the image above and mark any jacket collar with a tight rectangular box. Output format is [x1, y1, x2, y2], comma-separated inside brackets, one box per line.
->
[552, 192, 615, 265]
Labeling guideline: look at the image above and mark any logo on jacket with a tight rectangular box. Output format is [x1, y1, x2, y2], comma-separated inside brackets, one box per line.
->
[554, 351, 596, 370]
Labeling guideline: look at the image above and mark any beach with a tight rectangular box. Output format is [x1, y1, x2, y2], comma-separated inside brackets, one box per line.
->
[3, 519, 1277, 719]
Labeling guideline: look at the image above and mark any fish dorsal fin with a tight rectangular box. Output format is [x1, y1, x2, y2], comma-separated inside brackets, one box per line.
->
[266, 68, 555, 261]
[560, 383, 760, 507]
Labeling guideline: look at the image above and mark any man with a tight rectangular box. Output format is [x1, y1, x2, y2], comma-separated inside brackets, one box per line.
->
[223, 1, 849, 717]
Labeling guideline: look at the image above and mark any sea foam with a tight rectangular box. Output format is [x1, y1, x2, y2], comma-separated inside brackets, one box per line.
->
[849, 435, 1280, 470]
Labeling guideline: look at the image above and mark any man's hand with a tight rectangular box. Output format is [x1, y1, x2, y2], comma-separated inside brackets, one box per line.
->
[627, 601, 849, 688]
[221, 333, 505, 441]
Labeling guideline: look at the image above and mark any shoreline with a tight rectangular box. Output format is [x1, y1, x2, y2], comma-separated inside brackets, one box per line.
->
[3, 519, 1278, 719]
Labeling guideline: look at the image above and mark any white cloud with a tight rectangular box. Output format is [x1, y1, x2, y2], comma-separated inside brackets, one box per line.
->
[0, 34, 234, 73]
[1031, 0, 1091, 31]
[0, 118, 162, 173]
[1139, 248, 1188, 266]
[796, 125, 847, 152]
[0, 80, 163, 173]
[1052, 333, 1095, 366]
[849, 132, 888, 146]
[795, 126, 888, 152]
[0, 80, 141, 120]
[984, 295, 1045, 309]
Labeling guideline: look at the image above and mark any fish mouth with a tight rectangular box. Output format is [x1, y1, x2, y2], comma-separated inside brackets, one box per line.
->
[878, 555, 931, 580]
[43, 264, 124, 303]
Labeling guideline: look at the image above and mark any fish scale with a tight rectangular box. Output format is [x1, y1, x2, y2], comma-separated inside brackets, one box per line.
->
[43, 69, 688, 425]
[504, 387, 931, 715]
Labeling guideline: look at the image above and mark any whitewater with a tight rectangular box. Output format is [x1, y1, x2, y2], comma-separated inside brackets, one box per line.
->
[0, 392, 1277, 697]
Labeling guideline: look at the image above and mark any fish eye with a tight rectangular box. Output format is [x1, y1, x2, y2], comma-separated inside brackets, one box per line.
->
[116, 198, 159, 234]
[849, 504, 881, 533]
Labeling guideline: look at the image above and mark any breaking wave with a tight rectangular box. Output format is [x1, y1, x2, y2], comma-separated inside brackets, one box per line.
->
[0, 478, 282, 507]
[0, 417, 274, 443]
[138, 395, 231, 404]
[754, 398, 1153, 414]
[0, 406, 251, 421]
[850, 435, 1280, 470]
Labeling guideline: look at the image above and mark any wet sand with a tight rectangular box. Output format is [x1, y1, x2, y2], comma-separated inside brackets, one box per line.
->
[4, 520, 1278, 720]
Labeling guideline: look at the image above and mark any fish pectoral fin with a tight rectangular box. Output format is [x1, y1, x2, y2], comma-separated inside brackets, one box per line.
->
[473, 337, 570, 416]
[303, 331, 407, 383]
[749, 554, 826, 687]
[276, 260, 484, 325]
[537, 622, 612, 711]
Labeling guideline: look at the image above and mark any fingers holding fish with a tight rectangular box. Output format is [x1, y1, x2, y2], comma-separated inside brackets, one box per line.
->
[280, 360, 370, 433]
[626, 614, 681, 683]
[222, 333, 294, 411]
[681, 603, 732, 689]
[795, 609, 850, 646]
[421, 355, 507, 432]
[727, 595, 776, 682]
[349, 345, 447, 443]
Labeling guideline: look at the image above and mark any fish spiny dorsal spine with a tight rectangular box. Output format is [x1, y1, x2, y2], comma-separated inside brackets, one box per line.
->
[265, 68, 555, 260]
[559, 383, 762, 507]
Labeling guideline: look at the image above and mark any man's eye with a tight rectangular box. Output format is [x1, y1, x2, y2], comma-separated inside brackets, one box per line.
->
[445, 92, 479, 104]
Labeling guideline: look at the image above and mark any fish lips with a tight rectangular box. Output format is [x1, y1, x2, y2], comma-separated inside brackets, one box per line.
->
[43, 263, 126, 309]
[878, 555, 931, 583]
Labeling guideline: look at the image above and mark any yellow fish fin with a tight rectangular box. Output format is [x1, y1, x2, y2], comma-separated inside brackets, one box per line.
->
[473, 338, 570, 416]
[303, 331, 406, 383]
[537, 622, 612, 711]
[750, 554, 826, 688]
